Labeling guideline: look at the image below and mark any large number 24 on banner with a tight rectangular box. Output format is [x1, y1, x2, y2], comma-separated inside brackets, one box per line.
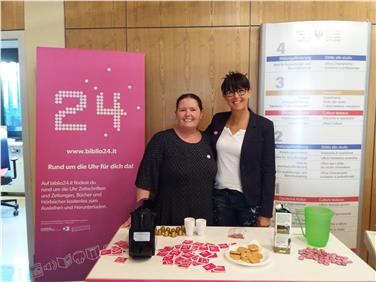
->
[35, 47, 144, 281]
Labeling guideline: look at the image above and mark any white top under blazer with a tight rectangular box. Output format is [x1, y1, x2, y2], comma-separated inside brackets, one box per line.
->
[214, 127, 246, 193]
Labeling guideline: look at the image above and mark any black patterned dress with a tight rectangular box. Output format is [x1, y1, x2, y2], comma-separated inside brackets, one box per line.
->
[135, 129, 217, 225]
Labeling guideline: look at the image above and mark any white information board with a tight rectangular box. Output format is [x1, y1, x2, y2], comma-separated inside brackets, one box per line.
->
[258, 21, 371, 249]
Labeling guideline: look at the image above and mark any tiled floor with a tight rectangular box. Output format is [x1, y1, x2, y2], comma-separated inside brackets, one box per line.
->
[1, 196, 31, 282]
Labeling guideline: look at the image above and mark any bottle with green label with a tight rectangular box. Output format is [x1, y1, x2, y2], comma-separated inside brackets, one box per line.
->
[274, 203, 292, 254]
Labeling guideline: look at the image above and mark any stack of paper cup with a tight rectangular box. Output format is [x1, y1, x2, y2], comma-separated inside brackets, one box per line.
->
[195, 218, 207, 236]
[184, 217, 195, 236]
[184, 217, 207, 236]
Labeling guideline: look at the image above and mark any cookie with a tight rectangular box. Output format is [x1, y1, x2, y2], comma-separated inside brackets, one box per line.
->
[248, 244, 259, 252]
[230, 250, 241, 255]
[249, 256, 261, 264]
[240, 252, 250, 259]
[240, 256, 250, 262]
[237, 247, 249, 253]
[230, 243, 264, 264]
[230, 253, 241, 260]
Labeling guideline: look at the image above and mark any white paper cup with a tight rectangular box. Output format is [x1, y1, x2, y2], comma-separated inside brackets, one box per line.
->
[195, 218, 207, 236]
[184, 217, 195, 236]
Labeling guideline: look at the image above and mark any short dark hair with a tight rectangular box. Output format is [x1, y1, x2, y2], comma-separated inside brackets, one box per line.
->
[176, 93, 203, 110]
[221, 72, 250, 95]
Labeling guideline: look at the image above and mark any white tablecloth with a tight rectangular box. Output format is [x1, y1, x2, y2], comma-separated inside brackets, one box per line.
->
[86, 227, 376, 281]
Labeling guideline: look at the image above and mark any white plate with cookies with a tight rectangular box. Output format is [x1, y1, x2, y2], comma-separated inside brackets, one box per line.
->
[225, 240, 272, 267]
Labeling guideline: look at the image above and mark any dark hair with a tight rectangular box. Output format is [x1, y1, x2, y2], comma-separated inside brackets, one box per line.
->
[221, 72, 250, 95]
[176, 93, 203, 110]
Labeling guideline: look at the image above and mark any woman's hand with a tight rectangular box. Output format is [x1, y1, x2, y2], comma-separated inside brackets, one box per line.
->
[121, 188, 150, 229]
[257, 216, 271, 227]
[121, 216, 131, 228]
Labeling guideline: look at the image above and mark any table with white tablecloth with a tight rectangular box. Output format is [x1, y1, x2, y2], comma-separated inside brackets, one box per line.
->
[86, 227, 376, 282]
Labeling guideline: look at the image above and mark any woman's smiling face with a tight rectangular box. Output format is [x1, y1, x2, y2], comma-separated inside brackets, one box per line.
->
[224, 89, 251, 112]
[175, 97, 203, 130]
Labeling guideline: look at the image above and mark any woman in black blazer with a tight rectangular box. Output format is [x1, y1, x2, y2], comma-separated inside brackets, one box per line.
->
[206, 72, 276, 227]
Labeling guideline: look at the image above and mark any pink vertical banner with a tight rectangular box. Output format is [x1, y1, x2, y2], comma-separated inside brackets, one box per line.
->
[34, 47, 144, 281]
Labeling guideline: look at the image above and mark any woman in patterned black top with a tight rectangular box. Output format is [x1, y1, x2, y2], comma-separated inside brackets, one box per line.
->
[126, 94, 216, 226]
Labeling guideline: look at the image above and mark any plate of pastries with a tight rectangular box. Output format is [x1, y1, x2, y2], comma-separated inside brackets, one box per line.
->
[225, 240, 271, 266]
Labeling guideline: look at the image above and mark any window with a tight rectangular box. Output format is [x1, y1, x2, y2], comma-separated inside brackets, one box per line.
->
[1, 40, 22, 140]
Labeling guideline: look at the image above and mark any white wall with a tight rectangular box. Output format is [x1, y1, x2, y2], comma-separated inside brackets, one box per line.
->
[24, 0, 65, 267]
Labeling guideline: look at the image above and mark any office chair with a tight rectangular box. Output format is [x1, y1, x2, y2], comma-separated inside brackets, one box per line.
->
[1, 138, 19, 216]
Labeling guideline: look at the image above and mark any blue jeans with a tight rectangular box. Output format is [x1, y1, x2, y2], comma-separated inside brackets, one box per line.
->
[213, 188, 260, 227]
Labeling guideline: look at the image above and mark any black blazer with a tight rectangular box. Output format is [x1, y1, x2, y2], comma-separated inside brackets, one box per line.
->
[206, 110, 276, 218]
